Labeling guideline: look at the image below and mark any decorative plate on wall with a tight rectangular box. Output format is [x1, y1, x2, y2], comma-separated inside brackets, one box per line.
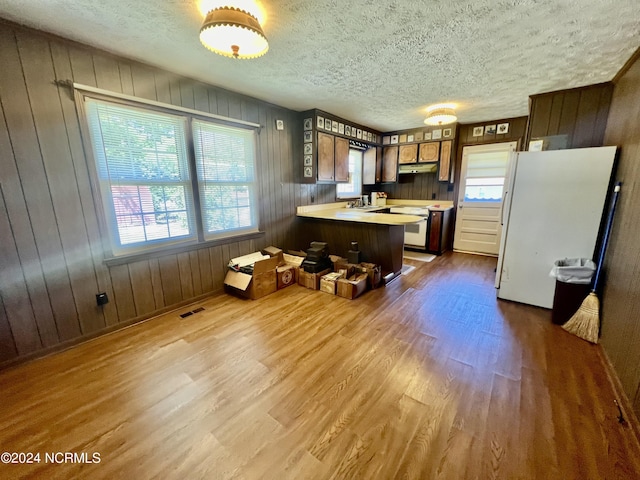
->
[304, 118, 313, 131]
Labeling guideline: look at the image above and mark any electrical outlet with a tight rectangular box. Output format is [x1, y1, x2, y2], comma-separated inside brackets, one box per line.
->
[96, 292, 109, 306]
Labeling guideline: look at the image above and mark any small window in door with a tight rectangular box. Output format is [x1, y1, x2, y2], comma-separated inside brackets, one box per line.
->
[463, 150, 510, 202]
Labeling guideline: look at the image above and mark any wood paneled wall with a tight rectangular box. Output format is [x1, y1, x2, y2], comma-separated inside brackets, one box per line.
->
[371, 173, 455, 202]
[599, 49, 640, 417]
[0, 21, 325, 365]
[526, 83, 613, 149]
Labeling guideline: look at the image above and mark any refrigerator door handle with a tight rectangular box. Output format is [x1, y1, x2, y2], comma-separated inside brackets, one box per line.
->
[500, 190, 508, 226]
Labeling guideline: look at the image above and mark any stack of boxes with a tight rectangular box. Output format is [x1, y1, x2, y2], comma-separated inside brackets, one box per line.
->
[224, 242, 383, 301]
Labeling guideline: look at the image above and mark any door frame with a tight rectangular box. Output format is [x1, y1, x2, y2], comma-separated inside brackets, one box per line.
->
[453, 141, 518, 255]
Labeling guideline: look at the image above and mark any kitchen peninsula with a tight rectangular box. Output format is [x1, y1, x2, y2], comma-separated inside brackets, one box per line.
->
[296, 202, 423, 280]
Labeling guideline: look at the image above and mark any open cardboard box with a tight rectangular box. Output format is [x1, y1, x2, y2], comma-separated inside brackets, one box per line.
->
[224, 251, 280, 300]
[337, 273, 369, 299]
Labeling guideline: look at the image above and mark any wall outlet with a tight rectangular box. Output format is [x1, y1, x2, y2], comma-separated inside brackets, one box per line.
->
[96, 292, 109, 306]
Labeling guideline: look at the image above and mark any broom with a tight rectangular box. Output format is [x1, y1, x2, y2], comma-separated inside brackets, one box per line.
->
[563, 182, 622, 343]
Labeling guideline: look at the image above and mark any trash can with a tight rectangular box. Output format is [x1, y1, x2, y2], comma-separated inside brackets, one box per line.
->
[549, 258, 596, 325]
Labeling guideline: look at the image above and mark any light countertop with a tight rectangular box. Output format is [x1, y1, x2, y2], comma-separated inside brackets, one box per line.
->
[296, 203, 423, 225]
[386, 199, 454, 211]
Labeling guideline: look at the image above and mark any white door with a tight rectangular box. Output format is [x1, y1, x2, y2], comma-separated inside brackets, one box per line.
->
[453, 142, 517, 255]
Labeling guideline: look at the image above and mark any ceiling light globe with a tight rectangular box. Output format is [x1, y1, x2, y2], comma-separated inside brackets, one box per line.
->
[424, 107, 457, 126]
[200, 7, 269, 59]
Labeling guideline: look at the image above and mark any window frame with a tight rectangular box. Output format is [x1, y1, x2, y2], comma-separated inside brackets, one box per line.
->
[74, 85, 263, 262]
[336, 148, 364, 199]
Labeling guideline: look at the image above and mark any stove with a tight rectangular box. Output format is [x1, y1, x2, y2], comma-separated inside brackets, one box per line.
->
[389, 206, 431, 249]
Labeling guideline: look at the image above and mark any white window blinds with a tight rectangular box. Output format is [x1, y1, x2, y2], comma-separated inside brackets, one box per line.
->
[85, 99, 196, 252]
[192, 120, 258, 238]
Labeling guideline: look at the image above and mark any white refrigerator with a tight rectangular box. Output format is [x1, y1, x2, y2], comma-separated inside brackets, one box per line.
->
[495, 146, 616, 308]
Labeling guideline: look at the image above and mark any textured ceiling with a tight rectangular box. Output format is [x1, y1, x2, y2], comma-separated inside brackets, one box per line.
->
[0, 0, 638, 131]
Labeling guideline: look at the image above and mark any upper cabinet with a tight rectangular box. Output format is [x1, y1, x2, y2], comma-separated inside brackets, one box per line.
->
[363, 146, 382, 185]
[317, 132, 335, 182]
[398, 144, 418, 164]
[438, 140, 452, 182]
[382, 146, 399, 183]
[419, 142, 440, 163]
[300, 109, 381, 184]
[334, 136, 350, 182]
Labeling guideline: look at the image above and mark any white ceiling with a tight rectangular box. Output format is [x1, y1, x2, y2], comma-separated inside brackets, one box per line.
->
[0, 0, 638, 131]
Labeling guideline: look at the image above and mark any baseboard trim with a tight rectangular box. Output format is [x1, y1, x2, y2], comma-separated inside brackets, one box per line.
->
[598, 345, 640, 448]
[0, 289, 222, 372]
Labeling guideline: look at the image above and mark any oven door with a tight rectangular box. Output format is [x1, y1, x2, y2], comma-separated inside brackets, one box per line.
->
[404, 218, 428, 248]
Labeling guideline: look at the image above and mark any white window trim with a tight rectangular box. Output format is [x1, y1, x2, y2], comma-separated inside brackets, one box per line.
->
[74, 86, 262, 259]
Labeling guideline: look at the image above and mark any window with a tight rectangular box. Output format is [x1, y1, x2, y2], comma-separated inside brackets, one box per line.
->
[336, 149, 363, 199]
[192, 120, 258, 239]
[83, 96, 259, 255]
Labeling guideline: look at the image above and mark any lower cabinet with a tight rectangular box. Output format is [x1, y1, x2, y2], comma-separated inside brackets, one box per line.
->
[428, 209, 452, 255]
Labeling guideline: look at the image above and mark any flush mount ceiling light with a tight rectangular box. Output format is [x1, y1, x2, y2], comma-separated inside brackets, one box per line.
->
[199, 6, 269, 59]
[424, 105, 457, 126]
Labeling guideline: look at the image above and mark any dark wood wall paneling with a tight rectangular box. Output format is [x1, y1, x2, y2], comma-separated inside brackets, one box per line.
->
[0, 21, 300, 365]
[526, 83, 613, 149]
[599, 50, 640, 418]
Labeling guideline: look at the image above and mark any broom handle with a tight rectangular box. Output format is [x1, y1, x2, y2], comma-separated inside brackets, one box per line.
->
[592, 182, 622, 290]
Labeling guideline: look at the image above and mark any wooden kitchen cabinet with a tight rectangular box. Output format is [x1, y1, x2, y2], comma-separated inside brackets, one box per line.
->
[317, 131, 349, 183]
[419, 142, 440, 163]
[363, 146, 382, 185]
[334, 136, 349, 182]
[398, 144, 418, 164]
[428, 208, 452, 255]
[438, 140, 453, 182]
[317, 131, 334, 181]
[382, 146, 398, 183]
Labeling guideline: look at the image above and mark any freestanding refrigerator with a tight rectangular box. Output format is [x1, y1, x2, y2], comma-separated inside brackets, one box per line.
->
[495, 146, 616, 308]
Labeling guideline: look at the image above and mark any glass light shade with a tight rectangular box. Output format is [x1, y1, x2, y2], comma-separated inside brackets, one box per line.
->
[200, 6, 269, 59]
[424, 108, 457, 125]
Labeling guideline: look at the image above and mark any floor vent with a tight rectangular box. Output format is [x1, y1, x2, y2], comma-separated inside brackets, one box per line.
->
[180, 306, 205, 318]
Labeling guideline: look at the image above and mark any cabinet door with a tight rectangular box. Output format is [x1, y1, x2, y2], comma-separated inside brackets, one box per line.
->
[334, 136, 350, 182]
[439, 140, 452, 182]
[429, 211, 443, 253]
[363, 147, 377, 185]
[375, 147, 382, 183]
[382, 146, 398, 183]
[419, 142, 440, 163]
[398, 144, 418, 164]
[317, 132, 334, 182]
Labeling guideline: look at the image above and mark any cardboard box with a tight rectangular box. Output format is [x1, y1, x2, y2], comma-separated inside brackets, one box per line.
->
[262, 246, 283, 257]
[319, 272, 344, 294]
[283, 253, 305, 283]
[360, 262, 382, 289]
[334, 260, 358, 279]
[276, 264, 296, 289]
[337, 273, 369, 299]
[224, 252, 279, 300]
[298, 268, 331, 290]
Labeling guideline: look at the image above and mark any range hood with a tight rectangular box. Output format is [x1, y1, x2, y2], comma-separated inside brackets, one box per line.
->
[398, 163, 438, 174]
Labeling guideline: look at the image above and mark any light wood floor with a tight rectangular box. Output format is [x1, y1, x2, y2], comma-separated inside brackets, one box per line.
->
[1, 252, 639, 479]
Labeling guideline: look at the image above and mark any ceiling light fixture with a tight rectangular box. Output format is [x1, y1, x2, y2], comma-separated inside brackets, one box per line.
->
[424, 106, 457, 126]
[199, 6, 269, 59]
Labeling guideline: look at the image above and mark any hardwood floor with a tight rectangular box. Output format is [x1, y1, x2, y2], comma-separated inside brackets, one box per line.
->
[1, 252, 639, 479]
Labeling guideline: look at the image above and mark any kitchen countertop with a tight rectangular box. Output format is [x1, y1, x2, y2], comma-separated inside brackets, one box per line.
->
[296, 202, 423, 225]
[386, 199, 454, 212]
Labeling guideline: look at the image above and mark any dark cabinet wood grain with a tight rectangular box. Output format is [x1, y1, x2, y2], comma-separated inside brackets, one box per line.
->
[334, 136, 349, 182]
[382, 146, 398, 183]
[317, 131, 334, 181]
[427, 209, 452, 255]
